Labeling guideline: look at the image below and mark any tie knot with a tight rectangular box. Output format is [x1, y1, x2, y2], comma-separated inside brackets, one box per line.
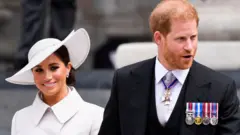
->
[162, 72, 176, 86]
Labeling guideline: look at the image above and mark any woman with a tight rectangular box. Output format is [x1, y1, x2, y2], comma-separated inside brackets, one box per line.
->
[6, 28, 104, 135]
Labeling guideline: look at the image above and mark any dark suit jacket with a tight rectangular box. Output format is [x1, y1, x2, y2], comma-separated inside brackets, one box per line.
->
[98, 57, 240, 135]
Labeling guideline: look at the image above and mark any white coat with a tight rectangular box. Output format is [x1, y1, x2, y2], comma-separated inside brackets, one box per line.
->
[11, 87, 104, 135]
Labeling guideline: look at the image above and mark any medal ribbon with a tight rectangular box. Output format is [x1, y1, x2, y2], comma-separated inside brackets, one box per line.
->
[208, 102, 211, 117]
[195, 103, 203, 118]
[162, 78, 178, 90]
[192, 102, 195, 115]
[210, 103, 212, 118]
[203, 103, 209, 117]
[186, 102, 193, 112]
[212, 103, 218, 118]
[186, 102, 189, 112]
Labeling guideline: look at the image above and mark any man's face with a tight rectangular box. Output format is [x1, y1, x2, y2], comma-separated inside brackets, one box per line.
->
[156, 19, 198, 70]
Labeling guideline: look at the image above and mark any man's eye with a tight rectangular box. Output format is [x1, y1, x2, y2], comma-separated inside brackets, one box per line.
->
[178, 37, 186, 41]
[191, 35, 197, 40]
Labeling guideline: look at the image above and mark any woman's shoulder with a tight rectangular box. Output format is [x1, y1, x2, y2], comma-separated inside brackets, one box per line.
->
[77, 102, 104, 125]
[12, 105, 34, 132]
[13, 105, 33, 120]
[70, 87, 104, 113]
[82, 101, 104, 113]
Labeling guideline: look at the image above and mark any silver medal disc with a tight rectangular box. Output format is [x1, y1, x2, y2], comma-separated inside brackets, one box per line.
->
[202, 116, 210, 125]
[210, 116, 218, 126]
[185, 112, 195, 125]
[185, 116, 194, 125]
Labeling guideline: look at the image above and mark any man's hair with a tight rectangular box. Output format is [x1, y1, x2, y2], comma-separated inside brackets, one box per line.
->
[149, 0, 199, 36]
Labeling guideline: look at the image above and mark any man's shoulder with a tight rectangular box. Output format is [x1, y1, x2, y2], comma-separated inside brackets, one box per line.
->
[116, 58, 155, 76]
[194, 61, 234, 83]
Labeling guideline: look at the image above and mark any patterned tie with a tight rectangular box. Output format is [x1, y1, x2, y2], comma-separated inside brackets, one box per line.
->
[162, 72, 176, 86]
[161, 72, 177, 105]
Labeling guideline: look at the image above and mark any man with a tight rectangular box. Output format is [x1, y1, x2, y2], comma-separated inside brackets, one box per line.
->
[98, 0, 240, 135]
[14, 0, 76, 70]
[0, 0, 12, 27]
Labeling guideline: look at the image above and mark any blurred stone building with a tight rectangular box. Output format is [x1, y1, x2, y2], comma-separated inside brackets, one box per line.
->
[1, 0, 240, 70]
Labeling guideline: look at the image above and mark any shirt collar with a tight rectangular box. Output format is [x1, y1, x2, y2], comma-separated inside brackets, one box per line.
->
[155, 57, 190, 85]
[31, 86, 84, 125]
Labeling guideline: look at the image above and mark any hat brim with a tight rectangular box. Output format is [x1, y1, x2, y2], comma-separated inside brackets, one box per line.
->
[6, 28, 90, 85]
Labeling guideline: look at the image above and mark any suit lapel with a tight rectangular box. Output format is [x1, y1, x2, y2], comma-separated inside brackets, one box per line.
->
[184, 61, 211, 102]
[127, 58, 155, 135]
[180, 61, 212, 135]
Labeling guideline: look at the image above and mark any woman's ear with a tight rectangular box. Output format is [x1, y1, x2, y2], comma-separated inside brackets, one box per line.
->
[67, 62, 72, 73]
[66, 62, 72, 78]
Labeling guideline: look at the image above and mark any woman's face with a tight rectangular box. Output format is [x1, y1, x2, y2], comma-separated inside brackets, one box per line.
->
[32, 54, 71, 97]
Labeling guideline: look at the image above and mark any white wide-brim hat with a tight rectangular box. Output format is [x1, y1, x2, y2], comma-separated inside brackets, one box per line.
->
[6, 28, 90, 85]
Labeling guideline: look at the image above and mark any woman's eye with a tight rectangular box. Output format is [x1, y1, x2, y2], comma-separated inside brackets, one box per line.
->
[50, 66, 59, 71]
[35, 68, 43, 72]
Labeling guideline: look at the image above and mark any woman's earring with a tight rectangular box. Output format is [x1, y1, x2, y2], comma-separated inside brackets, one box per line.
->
[66, 72, 69, 78]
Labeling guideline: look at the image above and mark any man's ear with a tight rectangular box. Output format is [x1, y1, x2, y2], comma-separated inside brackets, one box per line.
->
[154, 31, 164, 46]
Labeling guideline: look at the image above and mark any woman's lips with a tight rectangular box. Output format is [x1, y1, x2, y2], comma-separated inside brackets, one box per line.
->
[43, 82, 56, 87]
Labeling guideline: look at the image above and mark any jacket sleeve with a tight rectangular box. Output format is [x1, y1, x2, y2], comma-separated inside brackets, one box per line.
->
[98, 71, 121, 135]
[217, 80, 240, 135]
[11, 112, 17, 135]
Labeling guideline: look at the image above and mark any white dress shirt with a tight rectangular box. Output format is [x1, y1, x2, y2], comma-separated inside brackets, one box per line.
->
[155, 57, 189, 126]
[11, 87, 104, 135]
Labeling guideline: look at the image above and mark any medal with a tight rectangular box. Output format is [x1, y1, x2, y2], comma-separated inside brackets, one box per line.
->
[195, 116, 202, 125]
[202, 103, 210, 125]
[210, 103, 218, 126]
[161, 89, 171, 105]
[210, 116, 218, 126]
[202, 116, 210, 125]
[186, 112, 195, 125]
[194, 103, 203, 125]
[185, 102, 195, 125]
[161, 78, 177, 106]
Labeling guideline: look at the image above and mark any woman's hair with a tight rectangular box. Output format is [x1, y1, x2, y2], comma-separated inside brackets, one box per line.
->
[54, 46, 76, 86]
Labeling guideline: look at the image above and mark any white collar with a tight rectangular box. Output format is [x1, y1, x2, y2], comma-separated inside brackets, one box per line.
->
[155, 57, 190, 85]
[31, 86, 84, 125]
